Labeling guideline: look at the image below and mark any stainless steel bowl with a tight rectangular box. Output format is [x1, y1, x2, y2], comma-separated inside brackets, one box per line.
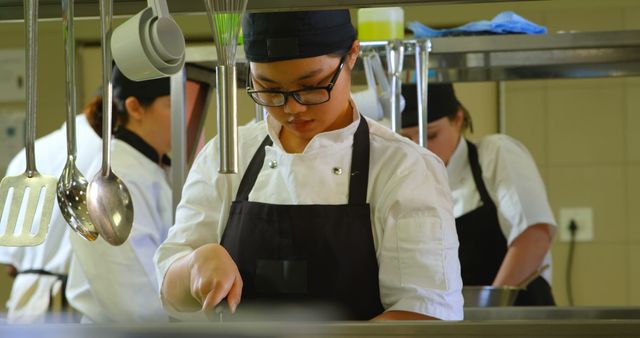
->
[462, 286, 524, 307]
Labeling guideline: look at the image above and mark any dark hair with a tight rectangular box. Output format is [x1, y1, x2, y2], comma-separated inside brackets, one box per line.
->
[84, 95, 156, 136]
[447, 103, 474, 134]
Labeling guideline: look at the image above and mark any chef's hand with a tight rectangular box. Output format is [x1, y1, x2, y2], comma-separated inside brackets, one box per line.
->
[188, 243, 243, 313]
[5, 264, 17, 278]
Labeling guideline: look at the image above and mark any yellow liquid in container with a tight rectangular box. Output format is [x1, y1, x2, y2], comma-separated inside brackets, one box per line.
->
[357, 7, 404, 41]
[358, 21, 405, 41]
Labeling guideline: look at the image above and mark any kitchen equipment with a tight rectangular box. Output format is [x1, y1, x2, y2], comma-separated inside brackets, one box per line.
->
[463, 264, 550, 307]
[56, 0, 99, 241]
[352, 51, 384, 120]
[111, 0, 185, 81]
[357, 7, 404, 41]
[0, 0, 57, 247]
[385, 40, 404, 133]
[205, 0, 248, 174]
[86, 0, 134, 246]
[414, 39, 431, 148]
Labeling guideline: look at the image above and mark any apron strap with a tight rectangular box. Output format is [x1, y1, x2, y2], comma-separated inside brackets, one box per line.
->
[236, 136, 273, 201]
[235, 115, 371, 206]
[17, 269, 69, 310]
[348, 116, 370, 205]
[465, 139, 495, 208]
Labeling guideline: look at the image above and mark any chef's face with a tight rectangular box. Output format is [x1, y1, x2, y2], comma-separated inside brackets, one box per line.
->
[125, 95, 172, 155]
[401, 109, 463, 166]
[249, 44, 359, 141]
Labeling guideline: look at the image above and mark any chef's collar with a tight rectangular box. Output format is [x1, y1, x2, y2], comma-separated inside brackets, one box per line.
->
[242, 10, 356, 62]
[114, 128, 171, 167]
[265, 100, 360, 155]
[446, 136, 468, 183]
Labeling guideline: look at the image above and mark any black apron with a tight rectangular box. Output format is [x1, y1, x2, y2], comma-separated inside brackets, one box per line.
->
[220, 117, 385, 320]
[16, 269, 68, 311]
[456, 140, 555, 306]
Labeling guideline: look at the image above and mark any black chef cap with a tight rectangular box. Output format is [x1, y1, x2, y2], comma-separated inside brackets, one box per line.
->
[242, 10, 357, 62]
[112, 65, 170, 103]
[401, 83, 460, 128]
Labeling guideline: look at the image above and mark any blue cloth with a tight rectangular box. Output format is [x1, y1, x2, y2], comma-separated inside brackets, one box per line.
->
[408, 11, 547, 38]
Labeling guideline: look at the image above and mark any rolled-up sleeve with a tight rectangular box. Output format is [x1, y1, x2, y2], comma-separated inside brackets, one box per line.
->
[479, 135, 557, 245]
[374, 148, 463, 320]
[154, 139, 229, 294]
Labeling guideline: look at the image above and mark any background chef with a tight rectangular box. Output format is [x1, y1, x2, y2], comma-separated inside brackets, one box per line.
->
[65, 66, 173, 322]
[0, 100, 101, 323]
[401, 83, 556, 305]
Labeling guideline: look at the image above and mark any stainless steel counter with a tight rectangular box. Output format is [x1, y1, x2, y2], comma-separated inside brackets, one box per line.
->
[464, 306, 640, 321]
[1, 319, 639, 338]
[2, 308, 640, 338]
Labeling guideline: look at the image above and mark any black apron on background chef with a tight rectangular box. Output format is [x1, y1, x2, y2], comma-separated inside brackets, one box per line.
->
[220, 10, 383, 319]
[401, 83, 555, 306]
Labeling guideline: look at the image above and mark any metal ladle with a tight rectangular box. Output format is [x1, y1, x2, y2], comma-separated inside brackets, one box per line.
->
[56, 0, 99, 241]
[86, 0, 134, 246]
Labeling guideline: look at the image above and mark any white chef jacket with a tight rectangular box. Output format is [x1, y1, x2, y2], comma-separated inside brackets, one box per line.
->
[66, 138, 172, 323]
[155, 106, 464, 320]
[447, 135, 556, 283]
[0, 115, 101, 323]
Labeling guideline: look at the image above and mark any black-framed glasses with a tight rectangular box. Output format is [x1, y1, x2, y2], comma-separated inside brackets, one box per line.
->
[246, 55, 346, 107]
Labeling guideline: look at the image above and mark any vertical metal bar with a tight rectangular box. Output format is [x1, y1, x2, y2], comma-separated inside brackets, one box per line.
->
[24, 0, 37, 176]
[255, 103, 264, 122]
[217, 64, 238, 174]
[170, 68, 186, 216]
[498, 81, 507, 133]
[385, 40, 404, 134]
[99, 0, 112, 177]
[62, 0, 77, 160]
[415, 39, 431, 148]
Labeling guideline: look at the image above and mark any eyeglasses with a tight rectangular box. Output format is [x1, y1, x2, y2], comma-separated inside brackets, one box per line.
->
[246, 55, 346, 107]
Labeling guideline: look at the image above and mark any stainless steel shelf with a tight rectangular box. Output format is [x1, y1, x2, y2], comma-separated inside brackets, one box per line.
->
[362, 30, 640, 82]
[187, 30, 640, 82]
[0, 0, 539, 22]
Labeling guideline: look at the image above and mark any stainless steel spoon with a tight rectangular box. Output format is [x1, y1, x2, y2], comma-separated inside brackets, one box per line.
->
[56, 0, 99, 241]
[86, 0, 134, 246]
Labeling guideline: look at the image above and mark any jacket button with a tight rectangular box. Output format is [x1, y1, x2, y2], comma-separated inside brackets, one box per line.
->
[332, 167, 342, 175]
[269, 160, 278, 169]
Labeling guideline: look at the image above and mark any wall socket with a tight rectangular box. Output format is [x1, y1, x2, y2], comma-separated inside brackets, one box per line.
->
[558, 207, 594, 242]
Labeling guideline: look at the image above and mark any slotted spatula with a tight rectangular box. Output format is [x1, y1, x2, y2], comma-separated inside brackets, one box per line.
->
[0, 0, 57, 247]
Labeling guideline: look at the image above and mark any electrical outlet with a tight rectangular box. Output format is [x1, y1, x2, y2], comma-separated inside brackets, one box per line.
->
[559, 207, 594, 242]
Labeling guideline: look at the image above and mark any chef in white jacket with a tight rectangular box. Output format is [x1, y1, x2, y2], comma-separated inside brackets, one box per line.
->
[0, 112, 101, 323]
[65, 66, 173, 322]
[156, 10, 463, 321]
[400, 83, 556, 305]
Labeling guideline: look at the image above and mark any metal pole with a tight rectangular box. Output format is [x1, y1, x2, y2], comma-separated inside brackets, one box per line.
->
[217, 64, 238, 174]
[385, 40, 404, 134]
[498, 81, 507, 133]
[255, 103, 264, 122]
[170, 68, 186, 217]
[415, 39, 431, 148]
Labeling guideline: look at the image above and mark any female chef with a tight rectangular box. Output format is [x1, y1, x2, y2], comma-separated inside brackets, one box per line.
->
[64, 66, 174, 322]
[400, 83, 556, 305]
[155, 10, 463, 321]
[0, 100, 102, 323]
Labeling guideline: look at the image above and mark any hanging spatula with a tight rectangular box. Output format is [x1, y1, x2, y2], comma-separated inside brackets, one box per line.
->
[0, 0, 57, 247]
